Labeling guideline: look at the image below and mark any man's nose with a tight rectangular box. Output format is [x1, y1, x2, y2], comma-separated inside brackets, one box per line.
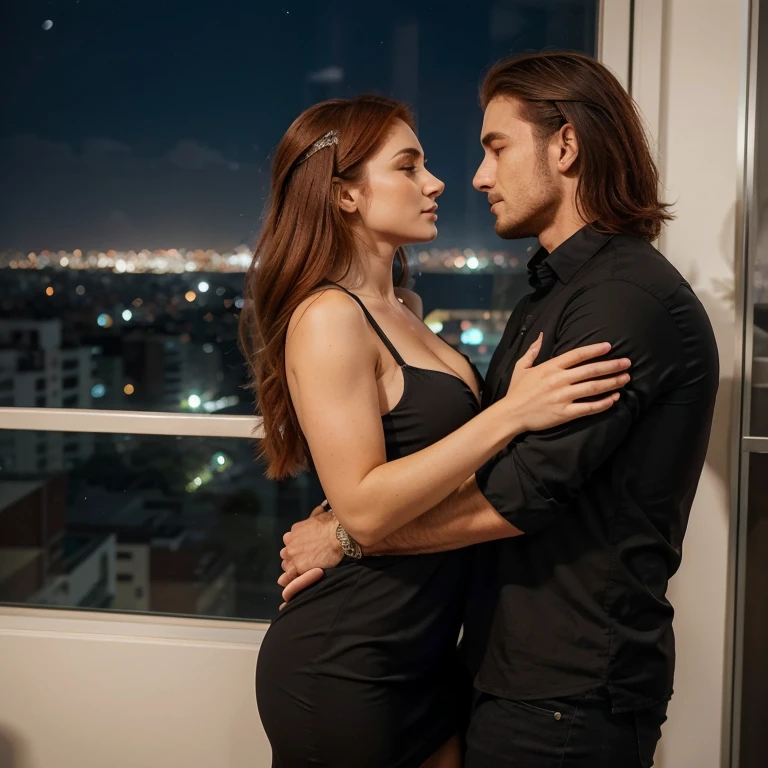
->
[473, 159, 494, 192]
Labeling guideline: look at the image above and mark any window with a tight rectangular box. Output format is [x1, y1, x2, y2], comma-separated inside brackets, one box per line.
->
[0, 0, 600, 623]
[0, 429, 318, 620]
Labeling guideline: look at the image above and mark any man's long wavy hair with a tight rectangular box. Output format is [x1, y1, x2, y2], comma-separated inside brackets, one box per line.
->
[239, 95, 414, 479]
[481, 51, 673, 240]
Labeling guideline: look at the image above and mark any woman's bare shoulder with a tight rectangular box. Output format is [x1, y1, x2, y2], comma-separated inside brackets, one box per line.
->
[286, 288, 376, 371]
[288, 287, 364, 337]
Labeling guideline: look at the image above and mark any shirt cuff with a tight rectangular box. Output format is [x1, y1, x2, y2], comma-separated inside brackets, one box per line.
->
[476, 451, 562, 536]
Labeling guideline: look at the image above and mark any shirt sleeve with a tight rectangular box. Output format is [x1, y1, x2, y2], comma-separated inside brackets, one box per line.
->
[475, 279, 684, 534]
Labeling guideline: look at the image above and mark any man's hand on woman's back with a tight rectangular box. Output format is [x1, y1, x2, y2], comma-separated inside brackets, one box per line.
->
[278, 504, 343, 607]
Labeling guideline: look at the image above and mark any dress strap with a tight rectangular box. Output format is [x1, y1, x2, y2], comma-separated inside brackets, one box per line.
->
[332, 285, 407, 368]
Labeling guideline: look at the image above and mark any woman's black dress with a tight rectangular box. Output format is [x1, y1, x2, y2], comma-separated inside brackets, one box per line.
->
[256, 289, 481, 767]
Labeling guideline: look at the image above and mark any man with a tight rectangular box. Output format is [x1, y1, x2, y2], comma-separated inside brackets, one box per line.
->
[276, 51, 719, 767]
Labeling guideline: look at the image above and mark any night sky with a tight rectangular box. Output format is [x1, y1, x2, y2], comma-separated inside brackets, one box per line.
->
[1, 0, 597, 251]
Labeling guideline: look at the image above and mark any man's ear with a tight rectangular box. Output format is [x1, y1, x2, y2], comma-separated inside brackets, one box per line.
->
[557, 123, 579, 174]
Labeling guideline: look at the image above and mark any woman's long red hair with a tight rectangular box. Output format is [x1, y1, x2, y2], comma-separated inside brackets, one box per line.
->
[239, 95, 414, 479]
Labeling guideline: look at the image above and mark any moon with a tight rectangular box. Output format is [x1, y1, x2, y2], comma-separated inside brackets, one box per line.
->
[42, 20, 53, 31]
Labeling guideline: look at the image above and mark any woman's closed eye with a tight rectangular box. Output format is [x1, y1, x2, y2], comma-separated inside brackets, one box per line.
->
[400, 158, 426, 174]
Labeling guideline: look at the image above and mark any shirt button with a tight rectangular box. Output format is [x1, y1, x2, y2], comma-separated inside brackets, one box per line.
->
[554, 712, 562, 721]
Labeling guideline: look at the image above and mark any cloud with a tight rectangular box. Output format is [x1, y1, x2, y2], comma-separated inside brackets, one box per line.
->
[0, 135, 134, 172]
[307, 66, 344, 84]
[0, 135, 262, 250]
[0, 135, 238, 172]
[81, 138, 132, 161]
[82, 138, 132, 156]
[165, 139, 239, 171]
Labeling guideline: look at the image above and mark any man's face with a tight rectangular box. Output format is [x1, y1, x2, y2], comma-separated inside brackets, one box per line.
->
[473, 96, 562, 241]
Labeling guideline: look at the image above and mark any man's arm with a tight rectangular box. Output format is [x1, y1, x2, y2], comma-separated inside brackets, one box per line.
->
[279, 479, 517, 602]
[277, 479, 517, 601]
[366, 475, 522, 555]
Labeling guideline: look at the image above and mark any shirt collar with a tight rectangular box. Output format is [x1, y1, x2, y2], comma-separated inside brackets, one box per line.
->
[526, 225, 615, 285]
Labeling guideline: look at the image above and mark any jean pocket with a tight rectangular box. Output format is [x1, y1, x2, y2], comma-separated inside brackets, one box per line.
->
[467, 695, 580, 767]
[502, 697, 578, 723]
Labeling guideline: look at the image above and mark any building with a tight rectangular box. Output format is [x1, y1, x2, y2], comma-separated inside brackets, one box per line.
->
[0, 319, 95, 471]
[423, 307, 512, 377]
[66, 485, 237, 617]
[0, 475, 115, 609]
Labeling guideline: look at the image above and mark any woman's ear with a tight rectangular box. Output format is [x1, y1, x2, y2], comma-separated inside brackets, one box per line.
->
[334, 177, 359, 214]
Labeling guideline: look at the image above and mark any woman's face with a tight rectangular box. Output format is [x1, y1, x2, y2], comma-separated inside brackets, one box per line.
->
[346, 119, 445, 248]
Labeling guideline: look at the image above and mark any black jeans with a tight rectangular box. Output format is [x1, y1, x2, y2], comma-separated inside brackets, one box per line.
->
[464, 690, 668, 768]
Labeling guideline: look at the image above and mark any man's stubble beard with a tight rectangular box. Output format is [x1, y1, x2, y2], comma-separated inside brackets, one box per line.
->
[494, 147, 560, 241]
[495, 183, 561, 242]
[495, 215, 539, 241]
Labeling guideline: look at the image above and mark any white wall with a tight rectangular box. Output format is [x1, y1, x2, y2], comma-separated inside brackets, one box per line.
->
[649, 1, 745, 766]
[0, 610, 271, 768]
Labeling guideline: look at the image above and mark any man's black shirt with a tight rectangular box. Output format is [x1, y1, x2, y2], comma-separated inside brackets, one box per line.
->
[465, 225, 719, 711]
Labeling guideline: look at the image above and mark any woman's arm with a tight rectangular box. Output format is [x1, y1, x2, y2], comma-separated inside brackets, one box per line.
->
[286, 290, 629, 546]
[287, 290, 525, 546]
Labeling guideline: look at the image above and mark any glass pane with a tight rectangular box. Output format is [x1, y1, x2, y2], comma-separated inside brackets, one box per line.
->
[0, 1, 598, 406]
[0, 429, 322, 620]
[739, 453, 768, 767]
[741, 11, 768, 768]
[750, 0, 768, 434]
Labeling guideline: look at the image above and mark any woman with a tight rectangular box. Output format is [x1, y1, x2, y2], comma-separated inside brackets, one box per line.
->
[239, 95, 630, 768]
